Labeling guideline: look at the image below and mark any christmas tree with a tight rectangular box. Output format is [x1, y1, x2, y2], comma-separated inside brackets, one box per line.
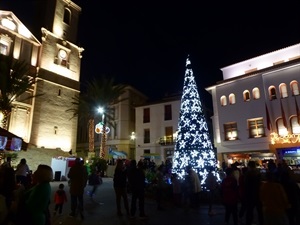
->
[172, 55, 218, 185]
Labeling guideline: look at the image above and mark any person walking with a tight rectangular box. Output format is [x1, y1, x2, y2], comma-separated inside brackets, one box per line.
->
[186, 165, 202, 208]
[15, 158, 30, 188]
[260, 171, 290, 225]
[15, 164, 53, 225]
[244, 161, 264, 225]
[221, 167, 239, 225]
[127, 160, 147, 219]
[1, 156, 12, 168]
[171, 173, 182, 207]
[88, 169, 102, 198]
[205, 166, 219, 215]
[53, 183, 68, 216]
[67, 158, 88, 220]
[113, 159, 130, 217]
[155, 164, 165, 210]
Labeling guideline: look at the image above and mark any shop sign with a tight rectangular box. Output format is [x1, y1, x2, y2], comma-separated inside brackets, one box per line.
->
[270, 132, 300, 145]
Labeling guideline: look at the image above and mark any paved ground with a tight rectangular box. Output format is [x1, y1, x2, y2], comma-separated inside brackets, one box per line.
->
[49, 178, 230, 225]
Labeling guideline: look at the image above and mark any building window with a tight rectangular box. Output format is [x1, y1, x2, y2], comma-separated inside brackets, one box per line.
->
[279, 83, 288, 98]
[0, 42, 8, 55]
[165, 148, 174, 160]
[63, 8, 71, 25]
[291, 116, 300, 134]
[144, 149, 150, 154]
[224, 122, 238, 141]
[144, 129, 150, 143]
[276, 118, 288, 136]
[269, 86, 277, 100]
[0, 34, 12, 56]
[243, 90, 250, 101]
[252, 87, 260, 100]
[165, 126, 173, 144]
[58, 89, 61, 96]
[290, 80, 299, 96]
[220, 95, 227, 106]
[248, 118, 265, 138]
[164, 105, 172, 120]
[143, 108, 150, 123]
[54, 126, 58, 135]
[229, 93, 236, 104]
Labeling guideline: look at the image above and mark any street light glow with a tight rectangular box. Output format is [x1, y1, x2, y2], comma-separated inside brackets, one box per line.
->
[98, 107, 104, 114]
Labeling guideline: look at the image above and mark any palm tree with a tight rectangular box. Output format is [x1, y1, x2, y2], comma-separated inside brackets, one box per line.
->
[0, 55, 39, 130]
[68, 76, 127, 159]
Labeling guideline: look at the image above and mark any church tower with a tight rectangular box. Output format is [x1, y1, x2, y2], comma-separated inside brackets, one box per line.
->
[1, 0, 83, 151]
[30, 0, 83, 151]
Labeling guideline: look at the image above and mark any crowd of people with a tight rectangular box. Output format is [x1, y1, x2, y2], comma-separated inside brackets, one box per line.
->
[1, 155, 300, 225]
[0, 156, 53, 225]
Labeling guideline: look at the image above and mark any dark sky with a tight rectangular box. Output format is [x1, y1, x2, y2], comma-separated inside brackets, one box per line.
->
[76, 1, 300, 101]
[2, 0, 300, 101]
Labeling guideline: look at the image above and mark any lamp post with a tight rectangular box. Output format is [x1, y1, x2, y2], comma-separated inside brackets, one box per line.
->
[97, 107, 106, 159]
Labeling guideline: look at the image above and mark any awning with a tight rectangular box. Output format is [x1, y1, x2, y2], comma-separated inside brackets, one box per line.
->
[141, 153, 161, 159]
[108, 150, 127, 159]
[0, 128, 27, 151]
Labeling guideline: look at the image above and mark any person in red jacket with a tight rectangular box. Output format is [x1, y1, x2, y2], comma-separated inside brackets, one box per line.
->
[221, 167, 239, 225]
[53, 183, 68, 216]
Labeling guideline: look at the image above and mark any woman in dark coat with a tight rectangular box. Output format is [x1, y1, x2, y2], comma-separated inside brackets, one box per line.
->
[113, 159, 130, 216]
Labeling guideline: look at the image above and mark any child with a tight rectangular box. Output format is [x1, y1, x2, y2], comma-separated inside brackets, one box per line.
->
[53, 183, 67, 216]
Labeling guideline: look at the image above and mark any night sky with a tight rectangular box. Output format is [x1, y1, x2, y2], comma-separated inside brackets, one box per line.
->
[2, 0, 300, 102]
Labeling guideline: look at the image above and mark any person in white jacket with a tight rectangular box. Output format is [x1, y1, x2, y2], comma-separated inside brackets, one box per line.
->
[186, 166, 202, 208]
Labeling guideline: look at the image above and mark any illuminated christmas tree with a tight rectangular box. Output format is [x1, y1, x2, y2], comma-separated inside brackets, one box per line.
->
[172, 55, 218, 185]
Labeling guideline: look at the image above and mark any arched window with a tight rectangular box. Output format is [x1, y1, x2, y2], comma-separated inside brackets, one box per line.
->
[229, 93, 236, 104]
[279, 83, 288, 98]
[63, 8, 71, 25]
[276, 118, 288, 136]
[269, 86, 277, 100]
[252, 87, 260, 100]
[220, 95, 227, 106]
[243, 90, 250, 101]
[290, 80, 299, 96]
[291, 116, 300, 134]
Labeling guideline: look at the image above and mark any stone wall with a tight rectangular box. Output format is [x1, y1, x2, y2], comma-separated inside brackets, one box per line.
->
[11, 147, 70, 172]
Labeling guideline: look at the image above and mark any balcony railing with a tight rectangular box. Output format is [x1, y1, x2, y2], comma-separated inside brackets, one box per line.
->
[158, 137, 175, 145]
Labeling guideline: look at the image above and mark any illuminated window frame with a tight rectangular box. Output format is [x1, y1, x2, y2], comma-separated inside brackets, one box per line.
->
[248, 118, 265, 138]
[290, 80, 299, 96]
[252, 87, 260, 100]
[224, 122, 238, 141]
[243, 90, 250, 101]
[269, 86, 277, 100]
[279, 83, 288, 98]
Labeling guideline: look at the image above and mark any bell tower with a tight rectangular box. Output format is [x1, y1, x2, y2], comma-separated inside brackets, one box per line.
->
[29, 0, 83, 151]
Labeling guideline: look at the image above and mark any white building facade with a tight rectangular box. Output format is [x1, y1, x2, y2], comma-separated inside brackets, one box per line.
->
[206, 43, 300, 167]
[135, 95, 181, 163]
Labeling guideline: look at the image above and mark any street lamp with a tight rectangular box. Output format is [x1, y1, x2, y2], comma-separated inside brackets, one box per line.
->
[97, 107, 106, 159]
